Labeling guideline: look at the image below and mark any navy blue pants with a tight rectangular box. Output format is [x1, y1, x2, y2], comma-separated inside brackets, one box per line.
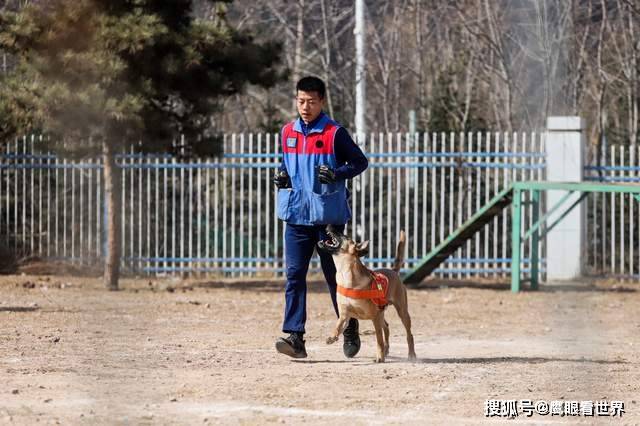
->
[282, 223, 345, 334]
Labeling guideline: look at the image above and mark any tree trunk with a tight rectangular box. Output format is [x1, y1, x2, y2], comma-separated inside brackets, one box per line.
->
[319, 0, 334, 118]
[102, 140, 121, 291]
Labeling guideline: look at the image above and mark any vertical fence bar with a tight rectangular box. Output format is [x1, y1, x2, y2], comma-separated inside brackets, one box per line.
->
[420, 132, 428, 258]
[88, 158, 93, 261]
[163, 152, 169, 273]
[147, 154, 152, 273]
[377, 133, 383, 269]
[96, 154, 101, 257]
[139, 148, 144, 272]
[62, 154, 67, 257]
[412, 132, 419, 264]
[248, 134, 254, 275]
[188, 150, 194, 274]
[205, 157, 210, 275]
[483, 132, 490, 277]
[522, 132, 529, 274]
[468, 132, 475, 277]
[632, 145, 637, 276]
[386, 133, 392, 268]
[46, 140, 53, 257]
[620, 145, 625, 275]
[273, 132, 280, 276]
[632, 145, 640, 275]
[231, 134, 237, 276]
[438, 133, 445, 276]
[30, 136, 35, 254]
[71, 154, 76, 261]
[213, 152, 220, 274]
[195, 159, 201, 276]
[402, 133, 409, 262]
[492, 132, 499, 276]
[80, 152, 84, 263]
[370, 133, 376, 267]
[22, 137, 27, 252]
[264, 133, 270, 273]
[171, 142, 177, 275]
[239, 134, 245, 276]
[449, 132, 457, 276]
[396, 133, 402, 266]
[536, 132, 545, 280]
[222, 135, 228, 274]
[360, 135, 367, 243]
[13, 139, 18, 251]
[180, 138, 186, 274]
[479, 132, 487, 276]
[429, 133, 436, 261]
[611, 145, 616, 273]
[502, 132, 510, 277]
[256, 134, 261, 271]
[455, 133, 462, 277]
[155, 156, 160, 274]
[601, 144, 607, 274]
[120, 150, 126, 269]
[4, 143, 9, 247]
[129, 146, 134, 270]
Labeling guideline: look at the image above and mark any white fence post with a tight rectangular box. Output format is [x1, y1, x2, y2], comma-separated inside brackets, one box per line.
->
[545, 116, 585, 281]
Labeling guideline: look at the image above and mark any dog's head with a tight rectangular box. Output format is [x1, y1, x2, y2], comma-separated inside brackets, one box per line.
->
[317, 225, 369, 258]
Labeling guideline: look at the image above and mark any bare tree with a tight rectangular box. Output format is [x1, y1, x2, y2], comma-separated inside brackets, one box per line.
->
[219, 0, 640, 148]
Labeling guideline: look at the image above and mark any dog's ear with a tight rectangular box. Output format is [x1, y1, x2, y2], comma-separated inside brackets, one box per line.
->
[355, 240, 369, 257]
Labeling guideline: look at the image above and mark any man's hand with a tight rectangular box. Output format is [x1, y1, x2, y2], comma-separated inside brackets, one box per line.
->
[273, 169, 291, 189]
[317, 165, 336, 184]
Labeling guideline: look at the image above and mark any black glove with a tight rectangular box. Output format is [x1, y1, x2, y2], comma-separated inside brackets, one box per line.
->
[317, 165, 336, 184]
[273, 169, 291, 189]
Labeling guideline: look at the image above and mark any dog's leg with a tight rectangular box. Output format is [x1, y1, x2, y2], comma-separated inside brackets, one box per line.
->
[382, 317, 390, 356]
[326, 316, 349, 345]
[394, 289, 417, 360]
[372, 314, 386, 363]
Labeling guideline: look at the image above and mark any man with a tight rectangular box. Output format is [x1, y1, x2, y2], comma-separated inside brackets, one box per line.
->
[273, 76, 368, 358]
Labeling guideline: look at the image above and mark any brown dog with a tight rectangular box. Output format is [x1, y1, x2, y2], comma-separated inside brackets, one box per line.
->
[318, 226, 416, 363]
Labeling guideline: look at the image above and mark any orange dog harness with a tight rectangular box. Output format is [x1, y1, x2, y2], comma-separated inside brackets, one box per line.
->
[336, 272, 389, 309]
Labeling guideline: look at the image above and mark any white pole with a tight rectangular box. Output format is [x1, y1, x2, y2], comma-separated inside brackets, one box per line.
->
[354, 0, 366, 139]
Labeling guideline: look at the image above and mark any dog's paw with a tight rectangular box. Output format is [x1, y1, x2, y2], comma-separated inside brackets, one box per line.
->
[374, 357, 385, 363]
[326, 336, 338, 345]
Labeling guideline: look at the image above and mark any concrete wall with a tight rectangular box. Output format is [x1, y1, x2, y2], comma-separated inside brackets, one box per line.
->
[545, 116, 585, 280]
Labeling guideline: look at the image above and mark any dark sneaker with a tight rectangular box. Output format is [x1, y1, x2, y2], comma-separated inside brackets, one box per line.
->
[343, 318, 361, 358]
[275, 333, 307, 358]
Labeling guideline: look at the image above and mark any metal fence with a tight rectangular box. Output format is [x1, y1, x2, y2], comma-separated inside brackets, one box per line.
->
[585, 144, 640, 278]
[1, 132, 549, 279]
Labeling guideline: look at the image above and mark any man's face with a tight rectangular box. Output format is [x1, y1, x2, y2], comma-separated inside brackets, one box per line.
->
[296, 90, 325, 124]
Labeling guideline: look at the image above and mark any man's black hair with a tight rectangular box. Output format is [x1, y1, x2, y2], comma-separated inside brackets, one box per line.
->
[296, 76, 326, 99]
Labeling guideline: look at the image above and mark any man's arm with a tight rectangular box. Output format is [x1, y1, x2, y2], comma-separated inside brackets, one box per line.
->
[333, 127, 368, 180]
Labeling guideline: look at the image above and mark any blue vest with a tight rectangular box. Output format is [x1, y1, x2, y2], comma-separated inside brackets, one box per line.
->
[277, 114, 351, 225]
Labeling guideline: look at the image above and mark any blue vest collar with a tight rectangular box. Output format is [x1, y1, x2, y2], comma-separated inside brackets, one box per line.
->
[293, 112, 330, 135]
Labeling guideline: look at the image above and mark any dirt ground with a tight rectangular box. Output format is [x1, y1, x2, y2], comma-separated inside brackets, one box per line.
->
[1, 271, 639, 425]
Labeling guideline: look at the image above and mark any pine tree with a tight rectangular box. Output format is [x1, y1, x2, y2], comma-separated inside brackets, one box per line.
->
[0, 0, 283, 289]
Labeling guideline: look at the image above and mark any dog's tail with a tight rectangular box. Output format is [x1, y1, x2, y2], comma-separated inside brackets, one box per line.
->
[392, 230, 406, 273]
